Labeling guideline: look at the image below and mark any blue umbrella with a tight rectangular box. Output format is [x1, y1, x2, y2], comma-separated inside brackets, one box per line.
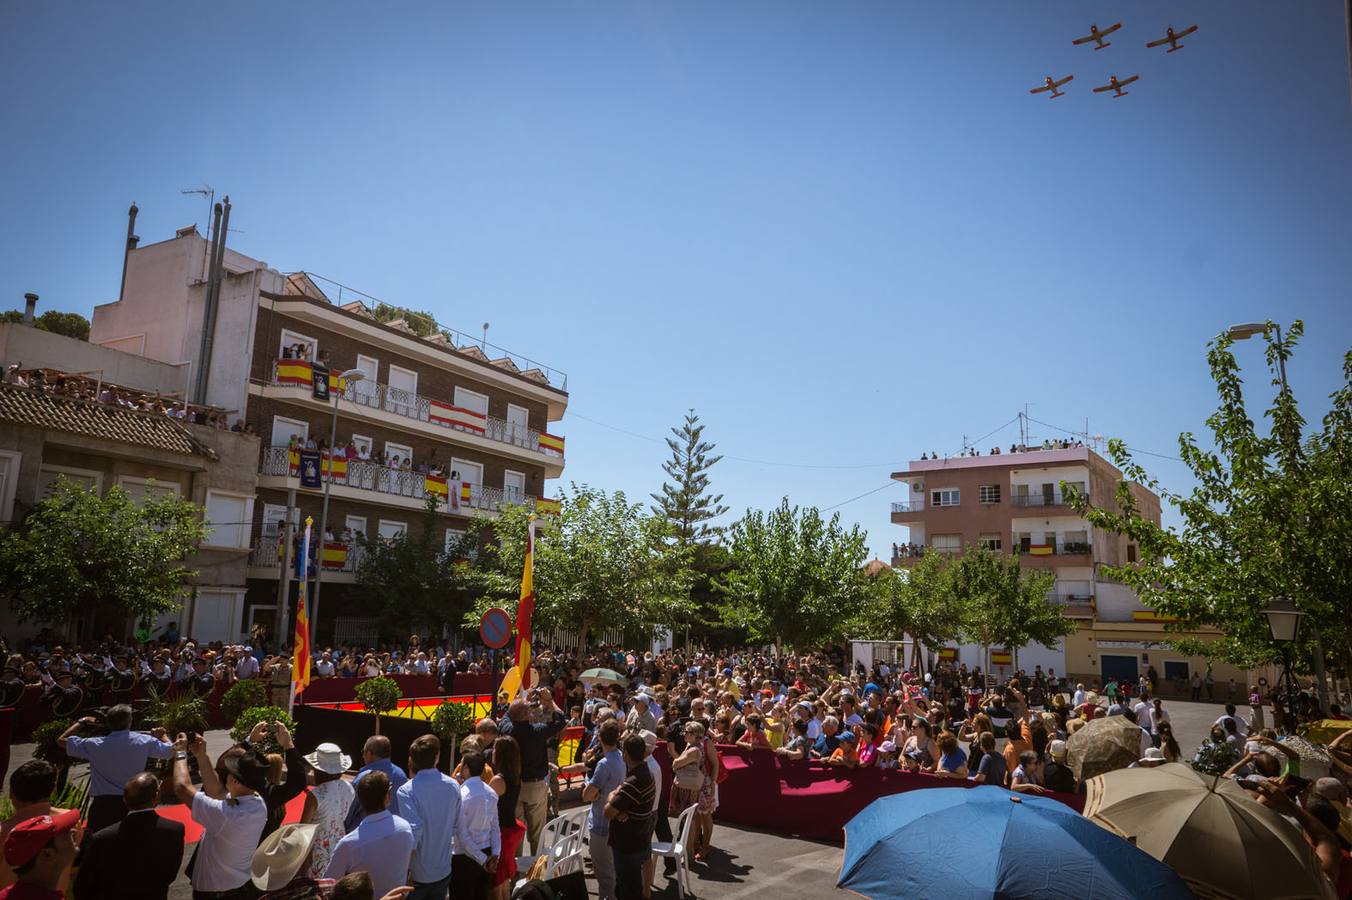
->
[839, 786, 1195, 900]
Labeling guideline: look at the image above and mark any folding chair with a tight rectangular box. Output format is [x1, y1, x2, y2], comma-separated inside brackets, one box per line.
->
[651, 804, 698, 899]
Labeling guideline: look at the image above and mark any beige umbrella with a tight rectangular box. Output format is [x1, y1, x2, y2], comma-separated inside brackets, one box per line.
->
[1066, 715, 1142, 782]
[1084, 763, 1329, 899]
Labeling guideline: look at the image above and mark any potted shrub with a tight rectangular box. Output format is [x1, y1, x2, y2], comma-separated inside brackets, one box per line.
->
[354, 676, 402, 735]
[430, 700, 475, 770]
[221, 679, 269, 727]
[144, 687, 209, 800]
[31, 719, 75, 792]
[230, 706, 298, 755]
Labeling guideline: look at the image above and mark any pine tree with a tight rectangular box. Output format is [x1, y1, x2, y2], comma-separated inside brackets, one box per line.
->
[651, 410, 729, 545]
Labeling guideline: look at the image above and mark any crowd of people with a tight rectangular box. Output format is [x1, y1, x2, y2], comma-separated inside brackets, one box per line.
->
[918, 437, 1087, 461]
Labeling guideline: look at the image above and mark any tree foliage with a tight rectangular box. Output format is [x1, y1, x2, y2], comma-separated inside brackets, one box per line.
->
[0, 309, 90, 341]
[355, 495, 492, 638]
[370, 302, 439, 339]
[471, 485, 694, 652]
[0, 477, 207, 625]
[650, 410, 729, 545]
[1070, 322, 1352, 671]
[855, 551, 965, 657]
[948, 547, 1070, 669]
[718, 499, 870, 648]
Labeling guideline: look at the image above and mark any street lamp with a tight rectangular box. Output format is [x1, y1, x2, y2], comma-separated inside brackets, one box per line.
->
[1264, 595, 1305, 734]
[311, 368, 367, 645]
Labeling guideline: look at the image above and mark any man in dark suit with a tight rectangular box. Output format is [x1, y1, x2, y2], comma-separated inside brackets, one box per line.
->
[73, 772, 184, 900]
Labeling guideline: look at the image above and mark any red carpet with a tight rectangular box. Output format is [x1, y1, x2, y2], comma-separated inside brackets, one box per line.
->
[156, 791, 308, 843]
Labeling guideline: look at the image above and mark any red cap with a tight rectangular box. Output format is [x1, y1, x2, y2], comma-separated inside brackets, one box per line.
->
[4, 809, 80, 868]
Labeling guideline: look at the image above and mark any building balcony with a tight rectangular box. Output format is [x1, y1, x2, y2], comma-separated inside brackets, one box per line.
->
[1017, 542, 1093, 568]
[248, 538, 365, 583]
[256, 360, 565, 476]
[1010, 494, 1076, 509]
[257, 445, 555, 516]
[890, 498, 925, 523]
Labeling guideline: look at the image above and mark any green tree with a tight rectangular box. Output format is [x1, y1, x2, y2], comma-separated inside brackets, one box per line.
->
[370, 303, 438, 339]
[650, 410, 729, 545]
[471, 485, 694, 652]
[949, 547, 1069, 672]
[355, 495, 492, 638]
[718, 499, 871, 648]
[0, 477, 207, 627]
[1070, 322, 1352, 687]
[854, 552, 965, 671]
[0, 309, 91, 341]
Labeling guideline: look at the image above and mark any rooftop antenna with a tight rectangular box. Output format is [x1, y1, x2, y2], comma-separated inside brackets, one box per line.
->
[482, 322, 489, 351]
[182, 186, 215, 282]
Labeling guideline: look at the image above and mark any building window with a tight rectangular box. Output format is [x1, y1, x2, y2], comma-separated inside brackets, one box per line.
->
[0, 450, 20, 523]
[930, 488, 960, 508]
[1017, 532, 1031, 553]
[931, 533, 962, 554]
[279, 328, 318, 361]
[116, 476, 180, 505]
[1127, 544, 1138, 563]
[204, 491, 255, 550]
[978, 485, 1000, 504]
[1163, 660, 1189, 681]
[1062, 481, 1087, 501]
[1063, 530, 1090, 554]
[978, 534, 1002, 552]
[377, 520, 407, 542]
[38, 465, 102, 499]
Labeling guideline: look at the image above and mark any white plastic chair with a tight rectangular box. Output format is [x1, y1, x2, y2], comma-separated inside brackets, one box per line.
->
[516, 807, 589, 878]
[651, 804, 698, 899]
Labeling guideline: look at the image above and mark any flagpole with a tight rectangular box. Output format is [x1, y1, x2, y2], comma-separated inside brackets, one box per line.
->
[289, 516, 313, 716]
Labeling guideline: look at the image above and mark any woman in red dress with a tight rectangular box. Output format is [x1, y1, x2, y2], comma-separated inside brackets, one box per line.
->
[490, 735, 527, 900]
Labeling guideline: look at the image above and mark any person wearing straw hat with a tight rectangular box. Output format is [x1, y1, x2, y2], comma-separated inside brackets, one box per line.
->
[301, 744, 355, 880]
[252, 823, 333, 899]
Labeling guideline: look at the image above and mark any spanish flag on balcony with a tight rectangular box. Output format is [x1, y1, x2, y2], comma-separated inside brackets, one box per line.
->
[1132, 610, 1178, 623]
[321, 453, 348, 480]
[991, 650, 1013, 665]
[321, 541, 348, 569]
[427, 399, 486, 434]
[938, 647, 957, 661]
[1028, 544, 1054, 556]
[538, 433, 565, 454]
[424, 475, 448, 501]
[277, 358, 312, 386]
[535, 497, 561, 515]
[288, 448, 301, 476]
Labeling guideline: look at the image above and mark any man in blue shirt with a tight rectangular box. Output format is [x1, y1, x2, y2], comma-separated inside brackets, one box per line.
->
[326, 771, 415, 900]
[581, 720, 623, 900]
[344, 735, 407, 833]
[57, 704, 173, 834]
[396, 734, 461, 900]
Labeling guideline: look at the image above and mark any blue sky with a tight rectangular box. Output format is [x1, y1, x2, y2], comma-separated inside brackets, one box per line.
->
[3, 2, 1350, 558]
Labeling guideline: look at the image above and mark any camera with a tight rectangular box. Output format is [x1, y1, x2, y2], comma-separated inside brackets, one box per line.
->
[186, 729, 198, 747]
[77, 707, 111, 737]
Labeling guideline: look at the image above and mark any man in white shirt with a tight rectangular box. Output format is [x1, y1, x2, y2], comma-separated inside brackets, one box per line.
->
[451, 751, 501, 900]
[1072, 684, 1087, 708]
[325, 770, 415, 899]
[313, 651, 335, 678]
[172, 733, 269, 896]
[1214, 703, 1249, 738]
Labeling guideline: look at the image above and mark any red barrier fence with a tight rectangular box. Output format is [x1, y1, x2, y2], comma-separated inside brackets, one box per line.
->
[655, 743, 1083, 844]
[297, 673, 499, 705]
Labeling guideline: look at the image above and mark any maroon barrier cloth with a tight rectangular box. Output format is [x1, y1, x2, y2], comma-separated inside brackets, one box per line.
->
[297, 673, 499, 705]
[654, 743, 1083, 843]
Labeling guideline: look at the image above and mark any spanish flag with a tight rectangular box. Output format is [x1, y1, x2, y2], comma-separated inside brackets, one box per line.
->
[288, 449, 301, 476]
[277, 359, 312, 386]
[1028, 544, 1054, 556]
[515, 517, 535, 692]
[321, 453, 348, 480]
[291, 517, 313, 706]
[991, 650, 1013, 665]
[538, 432, 565, 454]
[321, 541, 347, 569]
[425, 475, 448, 501]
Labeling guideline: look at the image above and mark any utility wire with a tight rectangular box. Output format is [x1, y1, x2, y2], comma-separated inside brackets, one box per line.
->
[1024, 414, 1183, 462]
[820, 481, 901, 512]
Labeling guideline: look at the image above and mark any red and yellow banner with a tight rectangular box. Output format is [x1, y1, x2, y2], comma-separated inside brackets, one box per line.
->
[321, 541, 347, 570]
[291, 518, 313, 702]
[1132, 610, 1178, 623]
[277, 359, 311, 386]
[535, 497, 561, 515]
[938, 648, 957, 661]
[538, 432, 565, 454]
[288, 448, 301, 476]
[428, 399, 486, 434]
[425, 475, 448, 500]
[515, 517, 536, 691]
[1028, 544, 1054, 556]
[991, 650, 1013, 665]
[321, 453, 347, 480]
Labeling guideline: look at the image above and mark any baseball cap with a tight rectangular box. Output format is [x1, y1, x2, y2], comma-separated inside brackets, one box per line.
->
[4, 809, 80, 868]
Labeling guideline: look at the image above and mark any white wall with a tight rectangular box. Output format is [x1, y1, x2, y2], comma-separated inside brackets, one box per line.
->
[1096, 581, 1148, 622]
[953, 639, 1067, 680]
[1009, 465, 1089, 497]
[0, 324, 188, 395]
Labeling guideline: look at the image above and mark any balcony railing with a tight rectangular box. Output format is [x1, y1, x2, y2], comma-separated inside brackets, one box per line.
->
[891, 499, 925, 514]
[250, 539, 366, 574]
[259, 446, 535, 513]
[270, 361, 564, 459]
[1010, 494, 1076, 508]
[1018, 542, 1092, 557]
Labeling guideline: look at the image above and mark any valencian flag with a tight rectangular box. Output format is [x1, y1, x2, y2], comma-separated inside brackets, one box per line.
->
[290, 516, 313, 709]
[515, 516, 536, 691]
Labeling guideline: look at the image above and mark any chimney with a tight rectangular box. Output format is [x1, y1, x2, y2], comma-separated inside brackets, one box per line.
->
[119, 202, 139, 302]
[22, 293, 38, 325]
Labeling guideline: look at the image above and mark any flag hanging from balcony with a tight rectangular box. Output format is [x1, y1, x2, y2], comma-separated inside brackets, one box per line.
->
[321, 453, 347, 480]
[276, 359, 311, 386]
[538, 433, 565, 454]
[311, 363, 331, 401]
[290, 517, 313, 708]
[991, 650, 1012, 665]
[535, 497, 561, 515]
[514, 516, 536, 695]
[1028, 544, 1053, 556]
[427, 399, 486, 434]
[321, 541, 347, 569]
[288, 448, 301, 476]
[424, 475, 448, 501]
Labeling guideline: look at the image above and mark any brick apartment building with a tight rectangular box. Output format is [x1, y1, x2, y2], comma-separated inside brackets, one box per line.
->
[888, 444, 1248, 694]
[89, 223, 568, 645]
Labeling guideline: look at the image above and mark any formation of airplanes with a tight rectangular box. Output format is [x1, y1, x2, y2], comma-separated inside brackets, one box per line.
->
[1030, 22, 1198, 101]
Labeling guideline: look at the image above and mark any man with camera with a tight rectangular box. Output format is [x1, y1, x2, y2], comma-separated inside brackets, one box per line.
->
[497, 687, 564, 855]
[57, 704, 174, 834]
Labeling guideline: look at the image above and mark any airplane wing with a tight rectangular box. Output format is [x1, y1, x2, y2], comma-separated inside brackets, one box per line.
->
[1102, 23, 1122, 35]
[1054, 75, 1074, 87]
[1092, 84, 1113, 93]
[1145, 36, 1169, 48]
[1072, 34, 1095, 45]
[1030, 85, 1050, 94]
[1119, 75, 1140, 86]
[1177, 25, 1198, 37]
